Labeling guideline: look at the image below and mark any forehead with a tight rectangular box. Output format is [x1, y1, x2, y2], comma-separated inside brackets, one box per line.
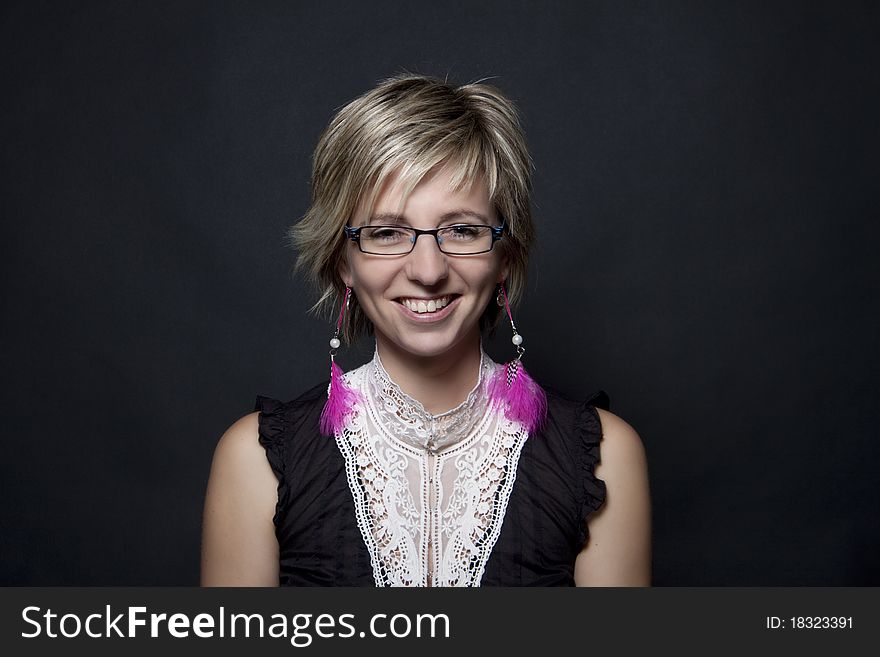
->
[362, 163, 491, 218]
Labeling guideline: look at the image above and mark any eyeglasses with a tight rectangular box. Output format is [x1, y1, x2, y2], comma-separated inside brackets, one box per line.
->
[343, 218, 506, 255]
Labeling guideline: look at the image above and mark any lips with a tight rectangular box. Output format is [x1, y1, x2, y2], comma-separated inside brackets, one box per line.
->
[394, 294, 462, 320]
[396, 294, 460, 314]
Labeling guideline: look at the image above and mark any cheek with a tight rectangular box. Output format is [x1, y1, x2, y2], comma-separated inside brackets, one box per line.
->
[457, 267, 501, 309]
[469, 259, 503, 285]
[349, 262, 395, 294]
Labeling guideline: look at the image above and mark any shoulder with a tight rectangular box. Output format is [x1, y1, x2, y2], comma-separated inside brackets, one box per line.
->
[594, 408, 647, 472]
[210, 411, 272, 483]
[203, 410, 276, 522]
[541, 386, 639, 458]
[574, 407, 652, 586]
[202, 411, 279, 586]
[592, 407, 650, 512]
[221, 410, 260, 444]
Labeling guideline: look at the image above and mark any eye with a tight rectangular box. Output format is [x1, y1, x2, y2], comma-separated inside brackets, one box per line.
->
[366, 227, 408, 243]
[446, 224, 484, 239]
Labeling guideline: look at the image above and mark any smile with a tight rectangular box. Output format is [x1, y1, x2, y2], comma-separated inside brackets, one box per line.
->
[397, 295, 457, 313]
[394, 294, 462, 321]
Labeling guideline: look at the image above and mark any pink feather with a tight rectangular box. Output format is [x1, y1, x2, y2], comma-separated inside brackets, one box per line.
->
[320, 360, 362, 436]
[488, 361, 548, 433]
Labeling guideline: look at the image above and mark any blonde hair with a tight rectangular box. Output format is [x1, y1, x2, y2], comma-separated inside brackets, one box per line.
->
[288, 73, 536, 344]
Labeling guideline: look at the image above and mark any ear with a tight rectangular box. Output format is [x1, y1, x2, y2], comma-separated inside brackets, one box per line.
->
[498, 252, 510, 284]
[338, 253, 353, 288]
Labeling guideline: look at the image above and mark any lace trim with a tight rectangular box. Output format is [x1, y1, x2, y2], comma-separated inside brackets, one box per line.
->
[434, 415, 529, 586]
[336, 351, 530, 587]
[335, 404, 424, 586]
[367, 345, 495, 451]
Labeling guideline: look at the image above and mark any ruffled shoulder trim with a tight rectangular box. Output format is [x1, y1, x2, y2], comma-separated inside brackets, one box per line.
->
[254, 381, 328, 524]
[576, 390, 609, 547]
[254, 395, 289, 483]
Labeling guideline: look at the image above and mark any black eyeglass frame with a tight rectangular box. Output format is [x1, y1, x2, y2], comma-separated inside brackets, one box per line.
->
[343, 218, 507, 255]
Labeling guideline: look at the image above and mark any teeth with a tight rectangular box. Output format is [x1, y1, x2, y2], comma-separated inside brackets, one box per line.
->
[401, 295, 453, 314]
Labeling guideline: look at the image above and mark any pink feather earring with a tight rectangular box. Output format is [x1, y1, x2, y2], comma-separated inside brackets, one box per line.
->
[319, 285, 362, 436]
[488, 281, 548, 433]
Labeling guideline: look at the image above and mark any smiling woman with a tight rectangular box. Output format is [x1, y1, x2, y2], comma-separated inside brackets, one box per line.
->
[200, 73, 651, 587]
[338, 164, 505, 378]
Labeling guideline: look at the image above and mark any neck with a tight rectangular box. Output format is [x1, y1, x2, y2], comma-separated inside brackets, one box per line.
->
[375, 330, 483, 415]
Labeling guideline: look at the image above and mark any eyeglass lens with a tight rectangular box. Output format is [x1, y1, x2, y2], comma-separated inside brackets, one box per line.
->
[359, 225, 495, 255]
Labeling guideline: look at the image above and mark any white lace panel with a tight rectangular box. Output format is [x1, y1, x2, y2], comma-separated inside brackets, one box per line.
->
[333, 346, 530, 587]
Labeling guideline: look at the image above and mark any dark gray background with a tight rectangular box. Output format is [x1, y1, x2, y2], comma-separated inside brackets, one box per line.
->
[2, 1, 877, 585]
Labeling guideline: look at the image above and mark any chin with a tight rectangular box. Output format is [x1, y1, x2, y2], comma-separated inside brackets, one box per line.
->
[404, 330, 477, 358]
[398, 340, 456, 359]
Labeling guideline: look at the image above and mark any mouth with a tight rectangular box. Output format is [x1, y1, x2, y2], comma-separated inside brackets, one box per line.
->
[394, 294, 462, 321]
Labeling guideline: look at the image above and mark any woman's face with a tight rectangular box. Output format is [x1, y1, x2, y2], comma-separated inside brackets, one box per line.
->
[339, 164, 508, 361]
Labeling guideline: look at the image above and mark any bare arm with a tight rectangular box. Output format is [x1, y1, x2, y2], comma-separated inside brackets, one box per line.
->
[200, 411, 280, 586]
[574, 408, 652, 586]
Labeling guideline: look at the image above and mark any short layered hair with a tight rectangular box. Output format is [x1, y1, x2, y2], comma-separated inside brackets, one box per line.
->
[288, 73, 536, 344]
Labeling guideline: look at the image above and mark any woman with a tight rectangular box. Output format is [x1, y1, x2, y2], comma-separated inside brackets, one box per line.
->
[201, 74, 651, 586]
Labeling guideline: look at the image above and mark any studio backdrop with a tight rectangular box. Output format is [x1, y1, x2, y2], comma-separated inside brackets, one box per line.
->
[1, 0, 877, 585]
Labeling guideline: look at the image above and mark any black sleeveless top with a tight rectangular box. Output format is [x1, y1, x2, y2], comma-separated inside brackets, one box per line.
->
[255, 382, 608, 586]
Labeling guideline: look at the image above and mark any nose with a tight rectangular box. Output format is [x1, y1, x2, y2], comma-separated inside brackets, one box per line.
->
[404, 232, 449, 286]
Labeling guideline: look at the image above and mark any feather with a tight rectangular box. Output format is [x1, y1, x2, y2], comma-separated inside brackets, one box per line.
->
[488, 360, 547, 433]
[319, 360, 361, 436]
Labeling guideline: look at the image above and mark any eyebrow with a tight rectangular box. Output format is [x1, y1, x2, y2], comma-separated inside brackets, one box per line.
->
[366, 209, 490, 226]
